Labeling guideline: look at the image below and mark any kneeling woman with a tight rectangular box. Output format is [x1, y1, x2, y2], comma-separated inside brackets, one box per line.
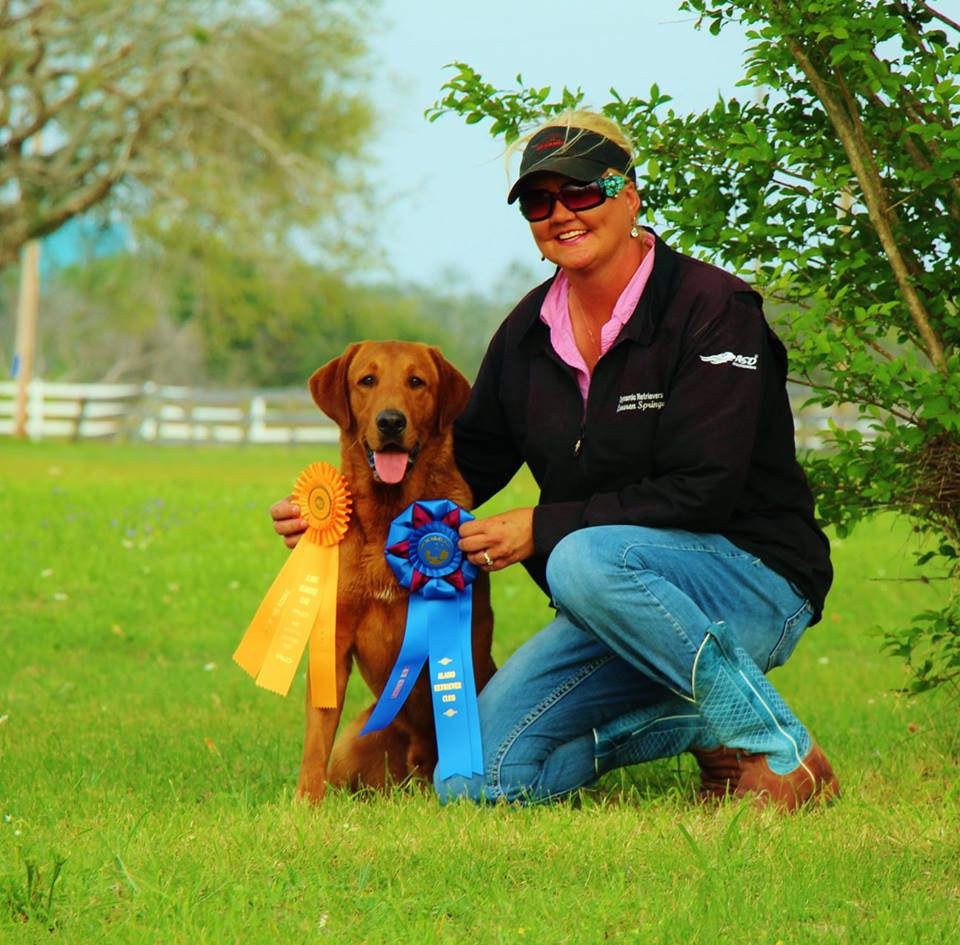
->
[273, 110, 839, 811]
[448, 111, 838, 811]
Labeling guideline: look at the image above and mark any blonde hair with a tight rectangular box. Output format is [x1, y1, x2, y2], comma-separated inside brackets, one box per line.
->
[504, 109, 636, 184]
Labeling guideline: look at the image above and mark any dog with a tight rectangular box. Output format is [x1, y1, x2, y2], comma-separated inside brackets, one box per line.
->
[296, 340, 496, 802]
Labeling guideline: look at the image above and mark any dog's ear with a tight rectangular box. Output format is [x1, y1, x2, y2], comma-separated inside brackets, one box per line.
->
[429, 346, 472, 432]
[309, 343, 360, 431]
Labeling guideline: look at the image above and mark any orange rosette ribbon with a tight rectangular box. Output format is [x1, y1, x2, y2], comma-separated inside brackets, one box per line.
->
[233, 463, 351, 708]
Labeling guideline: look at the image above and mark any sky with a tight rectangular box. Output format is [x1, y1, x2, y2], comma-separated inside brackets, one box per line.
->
[365, 0, 751, 290]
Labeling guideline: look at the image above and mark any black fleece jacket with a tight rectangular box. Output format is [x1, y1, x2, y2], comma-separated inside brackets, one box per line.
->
[453, 232, 832, 622]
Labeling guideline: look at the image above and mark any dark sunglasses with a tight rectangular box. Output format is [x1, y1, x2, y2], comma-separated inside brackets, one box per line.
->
[517, 174, 628, 222]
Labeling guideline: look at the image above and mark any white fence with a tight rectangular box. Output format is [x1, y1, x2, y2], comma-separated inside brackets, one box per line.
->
[0, 380, 338, 444]
[0, 379, 874, 449]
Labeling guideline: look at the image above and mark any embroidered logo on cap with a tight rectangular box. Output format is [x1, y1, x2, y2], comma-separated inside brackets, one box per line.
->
[534, 136, 566, 151]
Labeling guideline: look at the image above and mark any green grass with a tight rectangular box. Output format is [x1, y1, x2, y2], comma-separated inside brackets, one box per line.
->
[1, 441, 958, 944]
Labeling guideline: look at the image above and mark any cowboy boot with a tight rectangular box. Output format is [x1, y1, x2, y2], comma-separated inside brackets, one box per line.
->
[692, 621, 840, 812]
[735, 742, 840, 810]
[691, 745, 742, 800]
[593, 697, 741, 800]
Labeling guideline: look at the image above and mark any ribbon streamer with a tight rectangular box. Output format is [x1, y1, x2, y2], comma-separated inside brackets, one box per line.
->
[233, 462, 351, 708]
[361, 500, 484, 781]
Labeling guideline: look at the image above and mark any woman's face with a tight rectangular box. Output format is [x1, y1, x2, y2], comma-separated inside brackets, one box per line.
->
[523, 171, 641, 275]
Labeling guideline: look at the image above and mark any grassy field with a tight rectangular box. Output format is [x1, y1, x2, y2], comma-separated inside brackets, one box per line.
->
[1, 441, 958, 944]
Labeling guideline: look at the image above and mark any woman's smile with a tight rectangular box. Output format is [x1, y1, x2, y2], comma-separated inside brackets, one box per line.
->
[555, 228, 589, 243]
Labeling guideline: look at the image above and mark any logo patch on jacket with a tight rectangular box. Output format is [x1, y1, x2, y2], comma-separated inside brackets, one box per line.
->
[700, 351, 758, 370]
[616, 391, 665, 413]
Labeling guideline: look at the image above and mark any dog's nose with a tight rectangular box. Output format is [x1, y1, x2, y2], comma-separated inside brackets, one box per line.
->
[376, 410, 407, 439]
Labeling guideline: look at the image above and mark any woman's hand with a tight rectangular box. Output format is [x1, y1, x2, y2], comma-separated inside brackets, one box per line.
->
[271, 494, 308, 549]
[458, 507, 535, 572]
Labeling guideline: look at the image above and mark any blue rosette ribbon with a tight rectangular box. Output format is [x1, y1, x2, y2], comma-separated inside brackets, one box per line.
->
[359, 499, 483, 781]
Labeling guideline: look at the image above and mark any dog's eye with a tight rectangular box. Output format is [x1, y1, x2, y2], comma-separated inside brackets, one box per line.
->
[357, 375, 376, 387]
[408, 376, 425, 388]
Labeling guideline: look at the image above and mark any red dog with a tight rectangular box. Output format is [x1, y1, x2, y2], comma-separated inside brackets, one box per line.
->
[296, 341, 496, 802]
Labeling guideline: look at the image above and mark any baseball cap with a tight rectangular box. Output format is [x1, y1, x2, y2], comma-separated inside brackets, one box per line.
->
[507, 125, 635, 204]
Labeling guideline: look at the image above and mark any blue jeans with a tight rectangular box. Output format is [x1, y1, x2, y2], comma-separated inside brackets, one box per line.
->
[436, 526, 813, 803]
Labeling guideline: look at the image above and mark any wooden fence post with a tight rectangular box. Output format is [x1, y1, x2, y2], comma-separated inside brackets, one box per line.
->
[27, 378, 44, 440]
[72, 397, 90, 442]
[248, 395, 266, 444]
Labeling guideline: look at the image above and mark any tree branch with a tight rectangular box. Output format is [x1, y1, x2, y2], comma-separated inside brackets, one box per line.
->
[1, 0, 46, 28]
[769, 1, 949, 373]
[919, 2, 960, 33]
[823, 314, 897, 361]
[7, 39, 142, 151]
[891, 3, 956, 131]
[788, 374, 919, 424]
[205, 101, 325, 183]
[12, 64, 192, 249]
[860, 53, 960, 227]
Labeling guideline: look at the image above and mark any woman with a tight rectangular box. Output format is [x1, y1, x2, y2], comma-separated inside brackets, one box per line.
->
[274, 111, 839, 811]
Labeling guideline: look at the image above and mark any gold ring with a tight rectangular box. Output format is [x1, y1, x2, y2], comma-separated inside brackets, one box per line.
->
[481, 550, 494, 568]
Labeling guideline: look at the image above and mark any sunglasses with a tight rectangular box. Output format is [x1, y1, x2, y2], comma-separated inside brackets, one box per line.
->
[517, 174, 629, 222]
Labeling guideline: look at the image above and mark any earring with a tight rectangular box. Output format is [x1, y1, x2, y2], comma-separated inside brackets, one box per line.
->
[630, 224, 640, 238]
[540, 253, 546, 261]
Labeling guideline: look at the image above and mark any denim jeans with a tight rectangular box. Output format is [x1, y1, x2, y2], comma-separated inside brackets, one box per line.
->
[436, 525, 813, 804]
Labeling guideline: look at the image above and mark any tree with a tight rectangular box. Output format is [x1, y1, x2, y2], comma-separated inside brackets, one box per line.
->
[0, 0, 374, 269]
[0, 249, 531, 386]
[429, 0, 960, 693]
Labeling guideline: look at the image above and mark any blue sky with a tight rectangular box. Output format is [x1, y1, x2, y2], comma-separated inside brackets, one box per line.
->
[365, 0, 750, 290]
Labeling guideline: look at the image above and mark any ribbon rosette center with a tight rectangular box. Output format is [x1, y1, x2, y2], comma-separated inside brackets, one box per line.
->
[308, 484, 331, 522]
[387, 507, 470, 595]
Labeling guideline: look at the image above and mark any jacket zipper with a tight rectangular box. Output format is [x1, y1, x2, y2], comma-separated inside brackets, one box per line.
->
[542, 345, 589, 460]
[573, 423, 584, 458]
[574, 332, 633, 458]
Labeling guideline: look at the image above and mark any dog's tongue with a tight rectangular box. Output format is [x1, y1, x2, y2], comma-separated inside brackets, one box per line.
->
[374, 450, 408, 484]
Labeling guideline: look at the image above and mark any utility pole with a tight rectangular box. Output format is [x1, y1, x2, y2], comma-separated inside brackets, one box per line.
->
[12, 237, 41, 439]
[12, 133, 42, 440]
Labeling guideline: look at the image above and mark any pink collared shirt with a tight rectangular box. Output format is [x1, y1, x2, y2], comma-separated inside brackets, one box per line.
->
[539, 231, 656, 402]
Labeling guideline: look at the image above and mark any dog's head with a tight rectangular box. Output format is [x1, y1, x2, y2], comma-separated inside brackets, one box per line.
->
[309, 341, 471, 485]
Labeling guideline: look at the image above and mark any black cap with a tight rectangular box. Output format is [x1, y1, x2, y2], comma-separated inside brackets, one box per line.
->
[507, 125, 635, 204]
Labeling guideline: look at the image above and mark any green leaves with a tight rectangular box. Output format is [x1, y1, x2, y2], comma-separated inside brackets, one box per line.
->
[883, 600, 960, 695]
[427, 63, 585, 143]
